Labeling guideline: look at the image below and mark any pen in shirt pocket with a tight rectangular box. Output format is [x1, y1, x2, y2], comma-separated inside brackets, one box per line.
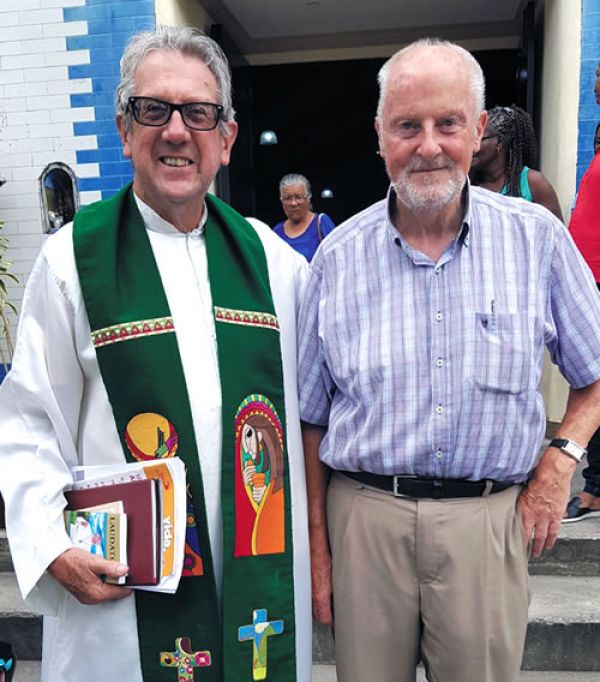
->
[489, 299, 497, 332]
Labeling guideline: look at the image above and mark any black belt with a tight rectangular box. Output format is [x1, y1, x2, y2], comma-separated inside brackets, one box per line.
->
[342, 471, 514, 499]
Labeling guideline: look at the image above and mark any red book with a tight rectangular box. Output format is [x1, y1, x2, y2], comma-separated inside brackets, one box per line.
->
[65, 478, 160, 586]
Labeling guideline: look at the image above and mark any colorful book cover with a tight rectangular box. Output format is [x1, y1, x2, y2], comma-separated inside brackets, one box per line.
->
[71, 457, 186, 593]
[64, 510, 128, 585]
[70, 457, 187, 593]
[65, 478, 159, 586]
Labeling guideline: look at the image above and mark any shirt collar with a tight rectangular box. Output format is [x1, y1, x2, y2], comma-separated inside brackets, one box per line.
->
[385, 181, 472, 251]
[133, 193, 208, 238]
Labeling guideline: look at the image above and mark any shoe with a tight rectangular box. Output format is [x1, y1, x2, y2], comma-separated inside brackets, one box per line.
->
[562, 495, 600, 523]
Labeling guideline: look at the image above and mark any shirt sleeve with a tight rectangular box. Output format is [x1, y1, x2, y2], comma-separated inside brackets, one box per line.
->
[0, 246, 83, 612]
[298, 249, 334, 425]
[545, 221, 600, 388]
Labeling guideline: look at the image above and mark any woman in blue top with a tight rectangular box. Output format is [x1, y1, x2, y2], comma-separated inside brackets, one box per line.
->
[469, 106, 563, 221]
[273, 174, 335, 261]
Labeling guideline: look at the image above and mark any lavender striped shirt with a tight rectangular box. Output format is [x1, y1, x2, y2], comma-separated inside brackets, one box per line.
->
[298, 185, 600, 482]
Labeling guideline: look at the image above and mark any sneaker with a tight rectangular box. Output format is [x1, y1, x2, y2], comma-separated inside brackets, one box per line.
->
[562, 495, 600, 523]
[0, 641, 15, 682]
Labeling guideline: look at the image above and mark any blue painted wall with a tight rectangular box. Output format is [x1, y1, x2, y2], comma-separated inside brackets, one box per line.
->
[65, 0, 156, 198]
[578, 0, 600, 186]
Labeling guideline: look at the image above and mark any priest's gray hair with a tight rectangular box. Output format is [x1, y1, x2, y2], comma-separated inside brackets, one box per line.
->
[279, 173, 312, 197]
[116, 25, 235, 133]
[376, 38, 485, 122]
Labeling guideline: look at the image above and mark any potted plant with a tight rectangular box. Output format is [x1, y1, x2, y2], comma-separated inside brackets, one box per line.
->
[0, 218, 18, 383]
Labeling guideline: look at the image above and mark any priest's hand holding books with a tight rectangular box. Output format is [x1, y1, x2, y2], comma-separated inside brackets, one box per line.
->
[57, 457, 187, 603]
[47, 547, 131, 605]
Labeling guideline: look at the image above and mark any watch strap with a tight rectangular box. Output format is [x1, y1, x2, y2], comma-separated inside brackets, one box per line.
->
[549, 437, 587, 463]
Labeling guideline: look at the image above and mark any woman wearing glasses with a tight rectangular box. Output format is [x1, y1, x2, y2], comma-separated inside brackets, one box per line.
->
[273, 173, 335, 261]
[469, 105, 563, 221]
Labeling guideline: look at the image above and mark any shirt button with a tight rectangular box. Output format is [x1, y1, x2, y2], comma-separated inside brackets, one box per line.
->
[435, 312, 443, 321]
[435, 267, 441, 274]
[435, 404, 444, 414]
[436, 449, 443, 458]
[436, 358, 443, 367]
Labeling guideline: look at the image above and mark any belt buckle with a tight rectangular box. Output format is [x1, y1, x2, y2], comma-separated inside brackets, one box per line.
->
[432, 479, 445, 498]
[393, 475, 407, 497]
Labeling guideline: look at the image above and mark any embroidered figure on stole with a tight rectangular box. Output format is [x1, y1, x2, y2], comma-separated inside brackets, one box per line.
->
[234, 396, 285, 556]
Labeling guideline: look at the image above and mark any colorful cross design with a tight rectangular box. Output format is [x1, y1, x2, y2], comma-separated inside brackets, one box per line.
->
[238, 609, 284, 681]
[160, 637, 211, 681]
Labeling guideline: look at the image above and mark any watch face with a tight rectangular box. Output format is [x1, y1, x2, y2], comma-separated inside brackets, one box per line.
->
[564, 442, 583, 460]
[551, 439, 585, 461]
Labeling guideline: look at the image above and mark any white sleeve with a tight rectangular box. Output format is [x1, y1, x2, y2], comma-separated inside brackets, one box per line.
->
[0, 242, 84, 613]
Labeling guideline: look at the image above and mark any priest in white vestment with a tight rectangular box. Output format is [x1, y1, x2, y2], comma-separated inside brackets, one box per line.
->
[0, 26, 311, 682]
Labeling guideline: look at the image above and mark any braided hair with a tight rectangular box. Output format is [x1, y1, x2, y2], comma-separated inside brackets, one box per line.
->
[487, 106, 538, 198]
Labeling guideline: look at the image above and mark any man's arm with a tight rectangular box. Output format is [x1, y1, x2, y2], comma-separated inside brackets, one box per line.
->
[0, 238, 132, 608]
[518, 379, 600, 557]
[301, 422, 333, 625]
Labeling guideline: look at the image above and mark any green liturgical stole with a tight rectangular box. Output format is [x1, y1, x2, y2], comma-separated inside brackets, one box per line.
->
[73, 185, 297, 681]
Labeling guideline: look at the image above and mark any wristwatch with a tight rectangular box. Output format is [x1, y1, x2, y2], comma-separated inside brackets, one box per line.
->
[549, 438, 587, 463]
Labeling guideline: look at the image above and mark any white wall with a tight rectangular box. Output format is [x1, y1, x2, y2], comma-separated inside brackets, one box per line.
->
[538, 0, 582, 423]
[540, 0, 581, 220]
[155, 0, 211, 30]
[0, 0, 100, 354]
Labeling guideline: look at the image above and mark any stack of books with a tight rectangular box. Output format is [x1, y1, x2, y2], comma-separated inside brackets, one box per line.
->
[64, 457, 187, 593]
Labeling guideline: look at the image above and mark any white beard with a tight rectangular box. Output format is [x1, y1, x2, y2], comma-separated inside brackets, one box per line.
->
[392, 157, 466, 212]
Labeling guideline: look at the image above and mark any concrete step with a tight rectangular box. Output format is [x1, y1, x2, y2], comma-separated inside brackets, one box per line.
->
[522, 575, 600, 671]
[3, 570, 599, 672]
[530, 519, 600, 576]
[0, 573, 42, 660]
[13, 660, 41, 682]
[15, 663, 600, 682]
[314, 575, 600, 671]
[314, 665, 600, 681]
[0, 530, 12, 572]
[19, 660, 589, 682]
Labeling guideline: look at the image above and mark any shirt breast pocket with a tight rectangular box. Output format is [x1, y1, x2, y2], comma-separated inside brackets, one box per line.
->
[472, 312, 531, 395]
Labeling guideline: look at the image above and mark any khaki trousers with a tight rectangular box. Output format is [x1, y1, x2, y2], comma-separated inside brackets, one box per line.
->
[327, 473, 530, 682]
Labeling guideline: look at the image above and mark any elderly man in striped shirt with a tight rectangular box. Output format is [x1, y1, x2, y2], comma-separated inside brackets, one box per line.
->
[298, 38, 600, 682]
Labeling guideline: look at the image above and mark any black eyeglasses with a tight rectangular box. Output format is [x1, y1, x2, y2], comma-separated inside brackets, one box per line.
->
[127, 96, 223, 131]
[481, 134, 498, 141]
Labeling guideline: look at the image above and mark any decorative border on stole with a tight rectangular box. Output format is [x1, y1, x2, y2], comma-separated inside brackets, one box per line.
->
[214, 306, 280, 332]
[91, 316, 175, 348]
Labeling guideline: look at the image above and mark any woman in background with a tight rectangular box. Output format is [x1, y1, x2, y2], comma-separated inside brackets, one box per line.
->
[273, 173, 335, 261]
[470, 105, 563, 221]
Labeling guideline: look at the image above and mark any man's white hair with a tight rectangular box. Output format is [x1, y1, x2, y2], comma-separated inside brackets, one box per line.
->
[376, 38, 485, 121]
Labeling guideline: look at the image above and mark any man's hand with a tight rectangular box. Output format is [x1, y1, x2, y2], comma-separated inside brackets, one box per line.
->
[517, 447, 576, 558]
[519, 381, 600, 557]
[311, 544, 333, 625]
[48, 548, 131, 605]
